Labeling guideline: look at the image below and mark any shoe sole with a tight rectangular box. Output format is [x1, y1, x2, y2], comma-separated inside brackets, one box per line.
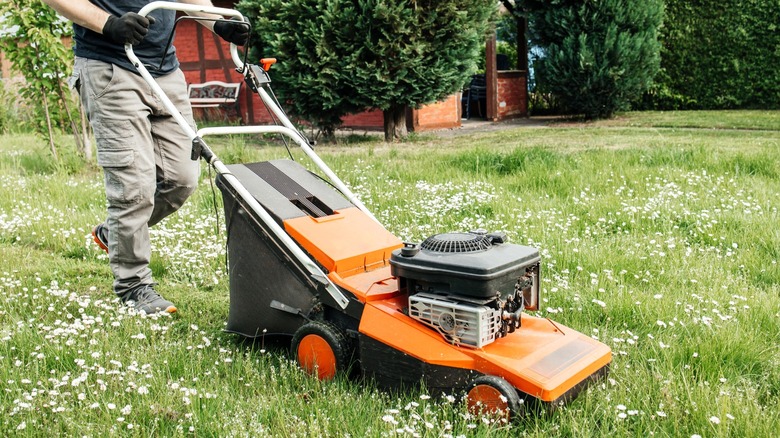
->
[136, 305, 178, 315]
[92, 227, 109, 253]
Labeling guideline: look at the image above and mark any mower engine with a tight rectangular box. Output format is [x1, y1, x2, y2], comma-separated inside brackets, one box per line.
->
[390, 231, 541, 348]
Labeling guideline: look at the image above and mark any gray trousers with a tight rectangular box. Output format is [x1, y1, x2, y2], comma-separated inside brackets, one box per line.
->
[75, 58, 199, 296]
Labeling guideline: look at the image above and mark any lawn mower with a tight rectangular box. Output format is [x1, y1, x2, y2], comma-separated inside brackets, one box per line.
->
[130, 2, 611, 418]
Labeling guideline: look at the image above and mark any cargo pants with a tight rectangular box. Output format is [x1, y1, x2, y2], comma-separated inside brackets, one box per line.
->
[74, 57, 199, 297]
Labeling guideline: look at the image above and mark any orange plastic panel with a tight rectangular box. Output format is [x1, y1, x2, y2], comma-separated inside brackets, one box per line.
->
[359, 298, 476, 369]
[329, 267, 400, 303]
[284, 207, 403, 276]
[359, 299, 612, 402]
[477, 320, 612, 401]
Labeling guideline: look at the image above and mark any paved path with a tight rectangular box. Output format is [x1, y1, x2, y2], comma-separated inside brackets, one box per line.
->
[433, 116, 558, 137]
[331, 116, 561, 140]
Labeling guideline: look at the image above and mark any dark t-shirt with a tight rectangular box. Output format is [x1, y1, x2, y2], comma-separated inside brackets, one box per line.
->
[73, 0, 178, 77]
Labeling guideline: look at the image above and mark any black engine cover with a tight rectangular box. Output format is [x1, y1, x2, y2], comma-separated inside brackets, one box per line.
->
[389, 232, 540, 299]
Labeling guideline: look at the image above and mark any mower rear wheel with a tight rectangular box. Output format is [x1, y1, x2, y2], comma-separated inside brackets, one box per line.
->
[465, 375, 523, 420]
[291, 321, 349, 381]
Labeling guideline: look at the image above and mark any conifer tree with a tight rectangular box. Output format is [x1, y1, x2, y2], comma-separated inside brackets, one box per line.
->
[522, 0, 662, 118]
[239, 0, 497, 141]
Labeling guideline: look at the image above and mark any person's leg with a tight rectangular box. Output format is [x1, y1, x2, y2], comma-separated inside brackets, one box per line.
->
[79, 59, 158, 298]
[148, 68, 200, 227]
[80, 61, 197, 313]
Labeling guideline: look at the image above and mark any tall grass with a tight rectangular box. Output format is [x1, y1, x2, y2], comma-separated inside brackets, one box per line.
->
[1, 111, 778, 436]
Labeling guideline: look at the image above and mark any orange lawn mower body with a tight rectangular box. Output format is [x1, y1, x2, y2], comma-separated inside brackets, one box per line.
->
[215, 159, 612, 417]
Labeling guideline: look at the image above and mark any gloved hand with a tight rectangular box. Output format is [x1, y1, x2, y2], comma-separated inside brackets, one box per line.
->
[214, 19, 249, 46]
[102, 12, 156, 45]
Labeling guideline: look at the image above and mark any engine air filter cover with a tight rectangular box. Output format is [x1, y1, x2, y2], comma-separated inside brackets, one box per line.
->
[420, 232, 493, 253]
[390, 232, 540, 299]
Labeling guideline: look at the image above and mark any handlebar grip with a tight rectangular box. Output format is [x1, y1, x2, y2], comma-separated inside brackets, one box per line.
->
[128, 1, 247, 71]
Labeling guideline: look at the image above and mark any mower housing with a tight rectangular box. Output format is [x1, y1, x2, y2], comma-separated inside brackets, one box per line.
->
[216, 159, 611, 408]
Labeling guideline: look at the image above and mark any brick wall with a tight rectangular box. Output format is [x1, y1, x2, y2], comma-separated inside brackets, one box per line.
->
[339, 93, 462, 132]
[341, 110, 385, 130]
[410, 93, 462, 131]
[496, 71, 527, 119]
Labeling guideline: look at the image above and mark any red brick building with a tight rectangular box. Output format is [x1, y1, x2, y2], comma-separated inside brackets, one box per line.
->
[175, 1, 527, 131]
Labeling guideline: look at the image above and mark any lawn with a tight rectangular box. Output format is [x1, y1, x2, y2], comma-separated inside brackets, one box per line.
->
[1, 110, 778, 436]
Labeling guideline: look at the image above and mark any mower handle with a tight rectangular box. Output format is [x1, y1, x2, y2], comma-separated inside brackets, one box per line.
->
[124, 3, 381, 226]
[130, 1, 247, 71]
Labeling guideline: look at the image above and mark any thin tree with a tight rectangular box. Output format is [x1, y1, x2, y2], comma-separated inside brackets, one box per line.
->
[0, 0, 90, 159]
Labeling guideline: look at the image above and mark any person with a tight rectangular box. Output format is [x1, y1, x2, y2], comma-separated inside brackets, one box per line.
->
[42, 0, 248, 314]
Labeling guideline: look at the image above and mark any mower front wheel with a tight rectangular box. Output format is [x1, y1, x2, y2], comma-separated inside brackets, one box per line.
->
[465, 375, 523, 420]
[291, 320, 349, 381]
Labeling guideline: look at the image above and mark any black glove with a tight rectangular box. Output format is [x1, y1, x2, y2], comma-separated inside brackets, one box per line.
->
[102, 12, 155, 45]
[214, 19, 249, 46]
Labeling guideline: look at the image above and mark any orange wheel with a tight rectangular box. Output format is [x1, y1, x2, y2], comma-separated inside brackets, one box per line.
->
[297, 334, 337, 379]
[466, 375, 523, 420]
[291, 321, 349, 381]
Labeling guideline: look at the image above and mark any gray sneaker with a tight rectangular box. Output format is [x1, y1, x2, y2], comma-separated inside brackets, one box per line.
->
[120, 284, 177, 314]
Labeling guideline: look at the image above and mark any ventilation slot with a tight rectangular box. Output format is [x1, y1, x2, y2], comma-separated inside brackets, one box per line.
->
[420, 232, 492, 253]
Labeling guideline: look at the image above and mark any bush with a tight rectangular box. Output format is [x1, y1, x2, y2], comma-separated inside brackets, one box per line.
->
[648, 0, 780, 109]
[524, 0, 663, 119]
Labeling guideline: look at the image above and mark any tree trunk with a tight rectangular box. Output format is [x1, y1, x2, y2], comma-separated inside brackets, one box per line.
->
[317, 125, 336, 143]
[56, 79, 85, 156]
[383, 104, 408, 142]
[41, 88, 58, 161]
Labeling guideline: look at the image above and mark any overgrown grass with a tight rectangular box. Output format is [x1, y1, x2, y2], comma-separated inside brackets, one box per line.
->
[1, 111, 779, 436]
[587, 110, 780, 131]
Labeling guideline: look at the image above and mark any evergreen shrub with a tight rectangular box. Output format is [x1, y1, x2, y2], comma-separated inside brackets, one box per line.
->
[524, 0, 663, 118]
